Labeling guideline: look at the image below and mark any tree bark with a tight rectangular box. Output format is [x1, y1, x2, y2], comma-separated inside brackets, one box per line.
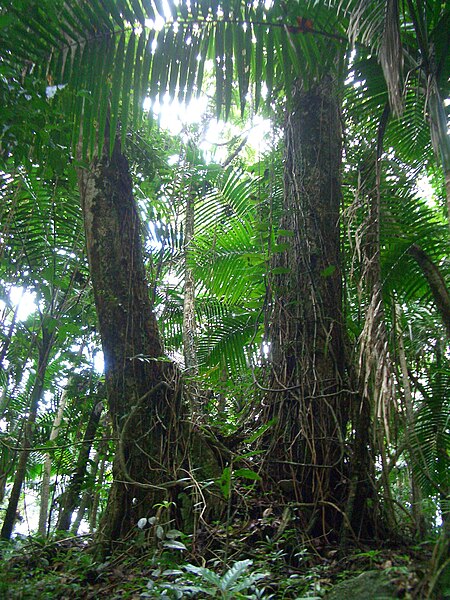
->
[77, 138, 186, 548]
[264, 76, 350, 536]
[183, 188, 198, 375]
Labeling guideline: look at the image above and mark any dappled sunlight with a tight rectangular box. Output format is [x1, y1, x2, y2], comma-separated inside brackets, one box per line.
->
[8, 286, 37, 322]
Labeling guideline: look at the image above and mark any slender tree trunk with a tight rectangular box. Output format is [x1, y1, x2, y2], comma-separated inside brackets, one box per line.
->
[56, 400, 102, 531]
[427, 85, 450, 228]
[1, 328, 53, 540]
[90, 440, 108, 531]
[76, 138, 186, 547]
[71, 448, 101, 534]
[38, 386, 69, 536]
[359, 118, 399, 532]
[395, 303, 426, 539]
[183, 189, 198, 375]
[408, 244, 450, 338]
[264, 76, 352, 537]
[0, 301, 19, 367]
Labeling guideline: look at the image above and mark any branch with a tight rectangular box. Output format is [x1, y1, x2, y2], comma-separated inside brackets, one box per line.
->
[408, 244, 450, 338]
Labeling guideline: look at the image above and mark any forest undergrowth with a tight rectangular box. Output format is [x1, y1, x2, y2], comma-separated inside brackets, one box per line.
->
[0, 499, 443, 599]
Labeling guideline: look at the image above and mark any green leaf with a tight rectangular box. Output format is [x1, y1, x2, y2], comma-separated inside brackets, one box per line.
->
[162, 540, 187, 550]
[184, 564, 222, 588]
[200, 0, 210, 19]
[224, 22, 234, 120]
[320, 265, 337, 277]
[271, 266, 290, 275]
[0, 14, 14, 30]
[190, 0, 198, 20]
[69, 1, 99, 36]
[266, 26, 274, 108]
[153, 0, 166, 19]
[158, 25, 174, 102]
[103, 0, 124, 28]
[220, 560, 253, 591]
[121, 31, 136, 147]
[234, 21, 245, 113]
[232, 572, 267, 593]
[195, 24, 210, 98]
[168, 25, 184, 100]
[179, 0, 188, 20]
[244, 418, 277, 443]
[97, 37, 116, 157]
[70, 44, 87, 156]
[233, 468, 261, 481]
[83, 40, 101, 158]
[140, 29, 155, 102]
[218, 465, 231, 499]
[116, 0, 135, 25]
[141, 0, 155, 20]
[242, 11, 253, 116]
[180, 26, 200, 104]
[133, 28, 147, 126]
[215, 21, 224, 119]
[165, 529, 183, 539]
[254, 22, 264, 113]
[272, 243, 290, 253]
[89, 0, 114, 30]
[109, 32, 125, 154]
[129, 0, 146, 26]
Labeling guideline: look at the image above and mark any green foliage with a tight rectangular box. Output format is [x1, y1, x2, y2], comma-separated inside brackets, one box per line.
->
[1, 0, 348, 157]
[145, 559, 268, 599]
[0, 0, 449, 577]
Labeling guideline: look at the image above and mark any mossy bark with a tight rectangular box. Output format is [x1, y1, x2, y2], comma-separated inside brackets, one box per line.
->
[264, 76, 373, 539]
[77, 140, 186, 547]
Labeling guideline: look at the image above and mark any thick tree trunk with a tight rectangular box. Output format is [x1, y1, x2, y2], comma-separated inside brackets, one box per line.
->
[77, 139, 186, 547]
[264, 76, 353, 537]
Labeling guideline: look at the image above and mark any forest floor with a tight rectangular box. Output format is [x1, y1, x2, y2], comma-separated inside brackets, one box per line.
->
[0, 526, 446, 599]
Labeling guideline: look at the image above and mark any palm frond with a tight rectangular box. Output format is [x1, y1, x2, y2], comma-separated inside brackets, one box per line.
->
[1, 0, 348, 156]
[409, 366, 450, 497]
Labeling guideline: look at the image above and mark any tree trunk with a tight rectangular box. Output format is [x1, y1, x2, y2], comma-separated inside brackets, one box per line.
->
[77, 138, 186, 548]
[183, 189, 198, 375]
[0, 301, 19, 368]
[263, 76, 351, 537]
[1, 328, 53, 540]
[395, 303, 426, 539]
[90, 439, 108, 531]
[71, 447, 101, 534]
[56, 400, 102, 531]
[38, 385, 69, 536]
[408, 244, 450, 338]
